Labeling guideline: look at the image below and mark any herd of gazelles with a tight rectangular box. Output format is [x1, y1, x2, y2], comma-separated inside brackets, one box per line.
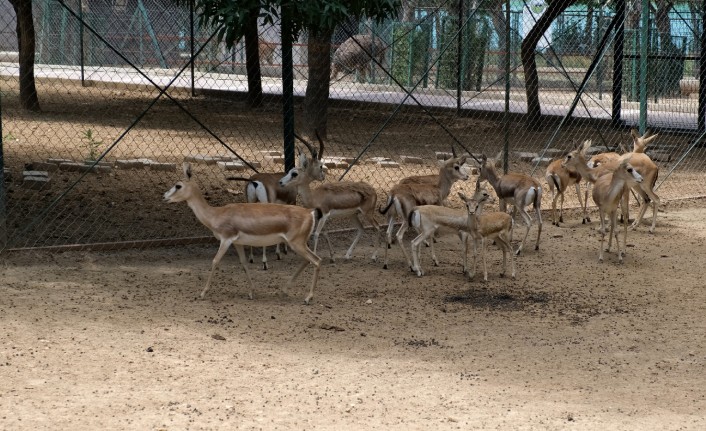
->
[163, 129, 660, 304]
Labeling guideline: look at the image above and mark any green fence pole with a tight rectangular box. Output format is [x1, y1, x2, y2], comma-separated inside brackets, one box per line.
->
[503, 0, 510, 174]
[281, 7, 295, 173]
[639, 0, 649, 133]
[0, 89, 6, 249]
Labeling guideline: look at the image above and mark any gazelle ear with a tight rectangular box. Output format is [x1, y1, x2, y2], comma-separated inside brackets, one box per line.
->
[581, 140, 592, 153]
[644, 132, 659, 145]
[183, 162, 192, 179]
[458, 192, 468, 202]
[298, 148, 308, 168]
[630, 128, 640, 139]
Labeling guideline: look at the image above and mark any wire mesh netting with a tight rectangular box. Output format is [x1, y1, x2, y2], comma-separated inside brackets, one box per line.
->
[1, 0, 706, 252]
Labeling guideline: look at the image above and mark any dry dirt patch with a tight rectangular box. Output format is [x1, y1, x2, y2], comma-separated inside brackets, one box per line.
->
[1, 200, 706, 430]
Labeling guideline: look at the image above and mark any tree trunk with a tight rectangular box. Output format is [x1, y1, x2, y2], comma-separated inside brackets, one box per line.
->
[304, 30, 333, 139]
[244, 10, 263, 108]
[9, 0, 40, 112]
[654, 0, 674, 51]
[489, 0, 506, 82]
[521, 0, 574, 129]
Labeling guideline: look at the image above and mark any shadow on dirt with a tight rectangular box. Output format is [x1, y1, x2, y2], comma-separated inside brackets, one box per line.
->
[445, 289, 550, 311]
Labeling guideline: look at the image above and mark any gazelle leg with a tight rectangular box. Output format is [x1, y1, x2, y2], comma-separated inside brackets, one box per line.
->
[201, 239, 232, 298]
[481, 238, 489, 282]
[383, 212, 396, 269]
[395, 222, 414, 271]
[558, 191, 564, 223]
[497, 234, 516, 279]
[598, 208, 606, 262]
[233, 244, 256, 300]
[361, 213, 381, 262]
[248, 246, 255, 264]
[515, 207, 533, 256]
[344, 215, 364, 260]
[411, 231, 429, 277]
[261, 247, 269, 270]
[286, 242, 322, 305]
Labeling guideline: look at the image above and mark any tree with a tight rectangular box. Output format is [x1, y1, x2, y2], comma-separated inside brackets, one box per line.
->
[187, 0, 400, 137]
[520, 0, 576, 128]
[9, 0, 40, 111]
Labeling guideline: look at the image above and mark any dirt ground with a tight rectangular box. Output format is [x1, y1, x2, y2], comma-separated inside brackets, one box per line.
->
[2, 197, 706, 430]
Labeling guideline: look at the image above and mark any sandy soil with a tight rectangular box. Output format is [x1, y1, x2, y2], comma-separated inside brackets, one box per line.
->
[2, 198, 706, 430]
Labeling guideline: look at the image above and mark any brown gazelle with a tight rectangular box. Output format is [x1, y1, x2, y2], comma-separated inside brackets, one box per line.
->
[626, 129, 661, 233]
[460, 185, 515, 281]
[562, 147, 645, 262]
[279, 133, 381, 262]
[545, 158, 588, 225]
[379, 154, 469, 270]
[227, 172, 298, 269]
[164, 163, 322, 304]
[477, 153, 542, 255]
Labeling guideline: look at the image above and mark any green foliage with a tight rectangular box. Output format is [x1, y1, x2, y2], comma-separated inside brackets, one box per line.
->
[391, 23, 432, 87]
[176, 0, 401, 48]
[2, 131, 16, 142]
[82, 129, 104, 161]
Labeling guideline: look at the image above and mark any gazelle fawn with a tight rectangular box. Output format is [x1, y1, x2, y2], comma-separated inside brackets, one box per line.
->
[459, 184, 516, 281]
[563, 148, 644, 262]
[279, 133, 381, 262]
[477, 153, 542, 255]
[545, 158, 588, 225]
[379, 154, 469, 270]
[164, 163, 322, 304]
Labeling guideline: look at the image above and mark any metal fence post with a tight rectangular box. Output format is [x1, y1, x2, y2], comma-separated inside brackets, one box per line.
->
[503, 0, 510, 174]
[698, 0, 706, 133]
[612, 0, 624, 127]
[456, 0, 463, 113]
[190, 0, 195, 97]
[281, 8, 295, 173]
[639, 0, 649, 134]
[0, 90, 6, 249]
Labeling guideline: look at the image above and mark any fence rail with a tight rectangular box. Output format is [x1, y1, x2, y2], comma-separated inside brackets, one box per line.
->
[1, 0, 706, 251]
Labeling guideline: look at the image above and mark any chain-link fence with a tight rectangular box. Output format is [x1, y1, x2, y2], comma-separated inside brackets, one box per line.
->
[1, 0, 706, 251]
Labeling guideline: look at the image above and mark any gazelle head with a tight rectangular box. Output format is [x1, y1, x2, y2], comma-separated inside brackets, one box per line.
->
[164, 163, 199, 203]
[279, 132, 326, 187]
[458, 182, 494, 215]
[441, 148, 470, 182]
[617, 157, 644, 185]
[561, 139, 592, 170]
[630, 128, 658, 153]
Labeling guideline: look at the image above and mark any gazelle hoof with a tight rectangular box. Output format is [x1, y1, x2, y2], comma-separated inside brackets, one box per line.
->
[535, 245, 539, 251]
[262, 263, 268, 270]
[383, 264, 388, 270]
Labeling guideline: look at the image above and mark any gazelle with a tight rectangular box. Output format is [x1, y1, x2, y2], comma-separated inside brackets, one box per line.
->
[227, 172, 298, 269]
[544, 158, 588, 225]
[164, 163, 322, 304]
[565, 139, 661, 233]
[279, 133, 381, 262]
[630, 128, 659, 153]
[589, 158, 644, 262]
[562, 147, 645, 262]
[460, 186, 515, 281]
[626, 129, 661, 233]
[476, 153, 542, 255]
[379, 154, 469, 270]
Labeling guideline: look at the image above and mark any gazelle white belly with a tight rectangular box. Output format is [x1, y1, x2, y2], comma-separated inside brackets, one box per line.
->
[230, 232, 286, 247]
[328, 208, 360, 218]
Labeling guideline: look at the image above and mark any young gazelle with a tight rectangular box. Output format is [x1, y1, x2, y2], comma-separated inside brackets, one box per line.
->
[563, 150, 645, 262]
[565, 139, 661, 233]
[379, 155, 469, 270]
[476, 153, 542, 255]
[544, 158, 588, 225]
[626, 130, 661, 233]
[460, 186, 516, 281]
[227, 172, 297, 269]
[164, 163, 322, 304]
[279, 134, 381, 262]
